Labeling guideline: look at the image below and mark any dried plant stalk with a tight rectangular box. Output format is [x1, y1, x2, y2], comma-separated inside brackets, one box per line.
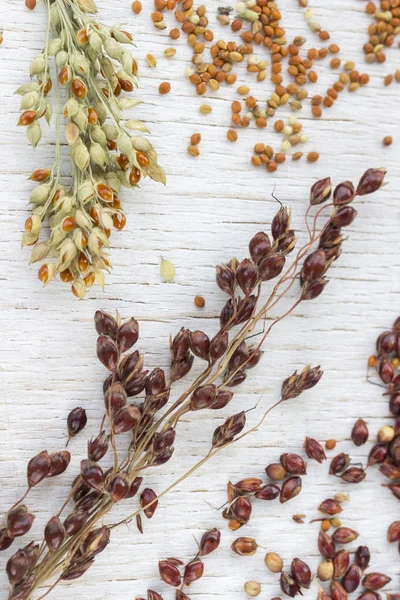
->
[18, 0, 165, 298]
[0, 169, 385, 599]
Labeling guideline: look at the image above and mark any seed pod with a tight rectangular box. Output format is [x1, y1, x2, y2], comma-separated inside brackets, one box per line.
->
[159, 560, 181, 587]
[362, 574, 391, 591]
[199, 528, 221, 556]
[265, 551, 283, 572]
[76, 491, 101, 512]
[318, 559, 334, 581]
[280, 476, 302, 503]
[27, 450, 51, 487]
[368, 444, 388, 466]
[302, 250, 327, 281]
[380, 461, 400, 479]
[280, 453, 306, 475]
[310, 177, 332, 205]
[209, 330, 229, 361]
[61, 557, 95, 581]
[355, 545, 370, 570]
[389, 435, 400, 465]
[153, 428, 176, 455]
[342, 564, 362, 593]
[45, 516, 66, 551]
[104, 382, 127, 413]
[49, 451, 71, 477]
[94, 310, 118, 338]
[351, 419, 369, 446]
[333, 549, 350, 578]
[332, 207, 357, 228]
[148, 592, 164, 600]
[305, 437, 326, 463]
[235, 478, 263, 493]
[216, 264, 236, 296]
[190, 384, 217, 410]
[291, 558, 311, 588]
[0, 529, 15, 551]
[64, 510, 87, 536]
[114, 405, 141, 434]
[340, 467, 365, 483]
[88, 431, 109, 462]
[236, 258, 258, 295]
[258, 254, 286, 281]
[228, 341, 249, 371]
[175, 592, 190, 600]
[255, 484, 281, 500]
[67, 407, 87, 438]
[183, 558, 204, 585]
[115, 318, 139, 354]
[266, 463, 287, 480]
[189, 331, 210, 360]
[6, 548, 30, 585]
[332, 527, 359, 544]
[7, 506, 35, 538]
[126, 476, 143, 498]
[376, 331, 396, 354]
[329, 453, 350, 474]
[318, 499, 343, 515]
[235, 295, 257, 325]
[249, 231, 271, 263]
[212, 411, 246, 448]
[301, 277, 329, 300]
[356, 168, 386, 196]
[318, 530, 336, 559]
[231, 537, 258, 556]
[231, 496, 252, 523]
[80, 459, 105, 491]
[109, 475, 130, 502]
[210, 389, 233, 410]
[387, 520, 400, 545]
[97, 335, 119, 371]
[379, 359, 394, 384]
[280, 571, 301, 597]
[272, 207, 291, 240]
[140, 488, 158, 518]
[333, 181, 355, 205]
[331, 580, 348, 600]
[82, 526, 110, 557]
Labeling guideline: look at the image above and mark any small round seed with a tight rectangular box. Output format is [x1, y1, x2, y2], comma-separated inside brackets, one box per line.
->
[132, 0, 142, 13]
[146, 54, 157, 68]
[307, 151, 319, 162]
[321, 519, 331, 531]
[383, 135, 393, 146]
[265, 552, 283, 573]
[244, 581, 261, 597]
[326, 439, 337, 450]
[384, 74, 393, 86]
[227, 129, 238, 142]
[187, 145, 200, 157]
[292, 151, 303, 161]
[194, 295, 205, 308]
[191, 133, 201, 145]
[378, 424, 395, 442]
[159, 82, 171, 94]
[199, 104, 212, 114]
[164, 47, 176, 57]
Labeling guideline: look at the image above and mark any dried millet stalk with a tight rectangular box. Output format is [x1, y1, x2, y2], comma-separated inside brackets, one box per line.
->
[19, 0, 165, 298]
[0, 168, 385, 599]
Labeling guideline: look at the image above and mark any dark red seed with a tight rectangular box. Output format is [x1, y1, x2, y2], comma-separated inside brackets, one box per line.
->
[27, 450, 51, 487]
[332, 527, 359, 544]
[94, 310, 118, 338]
[329, 453, 350, 474]
[158, 560, 181, 587]
[80, 459, 104, 491]
[236, 258, 258, 295]
[379, 359, 394, 384]
[104, 382, 127, 413]
[355, 545, 370, 571]
[113, 405, 141, 434]
[280, 476, 302, 503]
[318, 530, 336, 559]
[305, 437, 326, 463]
[389, 435, 400, 466]
[387, 521, 400, 543]
[356, 167, 386, 196]
[117, 318, 139, 353]
[231, 496, 252, 523]
[49, 451, 71, 477]
[302, 249, 327, 281]
[140, 488, 158, 518]
[280, 571, 301, 597]
[64, 511, 87, 536]
[258, 254, 286, 281]
[331, 580, 348, 600]
[249, 231, 271, 263]
[310, 177, 332, 205]
[199, 528, 221, 556]
[340, 467, 365, 483]
[44, 516, 66, 551]
[109, 475, 130, 502]
[255, 483, 281, 500]
[0, 529, 15, 551]
[82, 526, 110, 557]
[235, 478, 263, 493]
[216, 264, 236, 296]
[318, 499, 343, 515]
[126, 476, 143, 498]
[148, 591, 164, 600]
[362, 573, 391, 591]
[280, 453, 307, 475]
[190, 384, 217, 410]
[351, 418, 369, 446]
[209, 330, 229, 361]
[331, 206, 357, 227]
[189, 330, 210, 360]
[176, 592, 190, 600]
[96, 335, 119, 371]
[291, 557, 311, 588]
[183, 558, 204, 585]
[333, 549, 350, 579]
[368, 443, 388, 466]
[88, 431, 109, 462]
[376, 331, 396, 354]
[356, 594, 381, 600]
[333, 181, 355, 205]
[342, 564, 361, 593]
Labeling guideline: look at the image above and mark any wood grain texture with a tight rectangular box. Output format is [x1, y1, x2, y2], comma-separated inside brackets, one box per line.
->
[0, 0, 399, 598]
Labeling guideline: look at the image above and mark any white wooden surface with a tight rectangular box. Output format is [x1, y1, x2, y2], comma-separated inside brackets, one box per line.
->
[0, 0, 400, 598]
